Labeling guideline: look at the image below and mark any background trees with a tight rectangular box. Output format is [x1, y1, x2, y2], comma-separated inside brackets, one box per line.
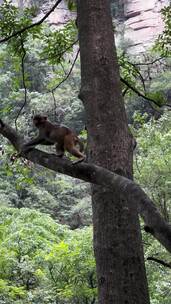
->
[0, 208, 96, 303]
[0, 0, 170, 303]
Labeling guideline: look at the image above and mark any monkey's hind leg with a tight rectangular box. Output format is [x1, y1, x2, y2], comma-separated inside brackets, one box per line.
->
[72, 157, 85, 165]
[68, 147, 85, 163]
[64, 135, 85, 164]
[55, 143, 64, 157]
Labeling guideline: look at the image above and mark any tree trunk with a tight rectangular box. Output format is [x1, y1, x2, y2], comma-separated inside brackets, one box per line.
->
[77, 0, 150, 303]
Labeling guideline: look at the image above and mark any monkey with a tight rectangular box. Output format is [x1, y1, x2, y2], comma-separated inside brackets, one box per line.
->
[22, 115, 85, 163]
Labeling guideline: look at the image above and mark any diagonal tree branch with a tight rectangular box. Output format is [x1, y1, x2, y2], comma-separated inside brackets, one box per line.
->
[147, 257, 171, 269]
[0, 119, 171, 254]
[0, 0, 63, 44]
[51, 48, 80, 93]
[120, 77, 171, 108]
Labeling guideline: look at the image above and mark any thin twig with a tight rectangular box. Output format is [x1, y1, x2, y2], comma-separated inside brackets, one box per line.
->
[60, 62, 67, 75]
[133, 56, 165, 66]
[51, 48, 80, 93]
[15, 35, 27, 129]
[51, 90, 57, 120]
[29, 39, 79, 65]
[0, 0, 63, 44]
[127, 60, 146, 92]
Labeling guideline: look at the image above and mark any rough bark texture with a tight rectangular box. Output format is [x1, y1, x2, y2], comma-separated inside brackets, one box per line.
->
[0, 2, 169, 302]
[77, 0, 150, 303]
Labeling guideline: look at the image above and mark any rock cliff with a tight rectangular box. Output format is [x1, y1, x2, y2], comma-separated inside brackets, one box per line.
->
[123, 0, 170, 53]
[2, 0, 170, 54]
[37, 0, 170, 53]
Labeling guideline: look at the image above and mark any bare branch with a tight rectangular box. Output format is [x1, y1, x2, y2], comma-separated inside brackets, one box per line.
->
[0, 0, 63, 44]
[15, 35, 27, 129]
[1, 119, 171, 254]
[51, 90, 58, 120]
[147, 257, 171, 269]
[126, 60, 146, 92]
[120, 77, 171, 108]
[50, 48, 80, 92]
[122, 86, 129, 97]
[134, 57, 165, 66]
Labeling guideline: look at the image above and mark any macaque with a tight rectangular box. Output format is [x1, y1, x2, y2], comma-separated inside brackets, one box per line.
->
[23, 115, 85, 162]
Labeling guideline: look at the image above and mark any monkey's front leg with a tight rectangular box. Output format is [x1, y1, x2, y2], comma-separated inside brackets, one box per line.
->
[21, 137, 44, 152]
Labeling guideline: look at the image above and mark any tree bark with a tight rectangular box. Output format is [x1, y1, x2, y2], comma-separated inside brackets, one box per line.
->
[0, 1, 170, 302]
[77, 0, 150, 303]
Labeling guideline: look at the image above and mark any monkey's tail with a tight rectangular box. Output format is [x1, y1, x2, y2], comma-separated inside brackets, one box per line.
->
[75, 137, 84, 152]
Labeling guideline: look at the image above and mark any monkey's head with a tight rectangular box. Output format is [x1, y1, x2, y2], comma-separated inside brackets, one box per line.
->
[33, 115, 47, 127]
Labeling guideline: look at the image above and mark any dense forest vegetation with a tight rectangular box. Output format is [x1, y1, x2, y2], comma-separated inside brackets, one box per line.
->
[0, 0, 170, 303]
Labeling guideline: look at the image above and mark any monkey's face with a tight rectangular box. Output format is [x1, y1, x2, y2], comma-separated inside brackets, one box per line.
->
[33, 115, 47, 127]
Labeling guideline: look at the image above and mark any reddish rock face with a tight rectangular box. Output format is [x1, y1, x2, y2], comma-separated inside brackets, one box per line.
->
[123, 0, 170, 53]
[14, 0, 169, 54]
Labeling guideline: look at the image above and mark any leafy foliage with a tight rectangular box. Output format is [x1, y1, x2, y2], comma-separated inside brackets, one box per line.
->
[0, 0, 80, 125]
[144, 233, 171, 304]
[40, 21, 77, 65]
[154, 5, 171, 56]
[66, 0, 77, 12]
[0, 0, 41, 55]
[0, 208, 96, 304]
[0, 147, 91, 226]
[134, 112, 171, 303]
[134, 112, 171, 220]
[0, 1, 170, 303]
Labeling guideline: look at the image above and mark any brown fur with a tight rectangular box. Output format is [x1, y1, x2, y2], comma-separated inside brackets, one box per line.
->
[23, 115, 85, 161]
